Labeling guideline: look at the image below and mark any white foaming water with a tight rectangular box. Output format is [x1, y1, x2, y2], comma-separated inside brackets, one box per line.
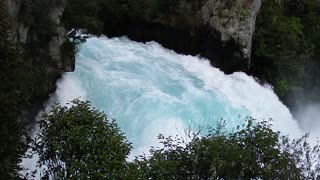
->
[50, 37, 302, 157]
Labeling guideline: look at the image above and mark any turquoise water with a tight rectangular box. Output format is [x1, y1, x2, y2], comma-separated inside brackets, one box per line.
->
[53, 37, 301, 157]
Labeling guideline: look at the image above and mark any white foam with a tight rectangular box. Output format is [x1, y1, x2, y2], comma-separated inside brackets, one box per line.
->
[53, 73, 88, 105]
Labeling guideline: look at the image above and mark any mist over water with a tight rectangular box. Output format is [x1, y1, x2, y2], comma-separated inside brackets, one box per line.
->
[296, 104, 320, 144]
[50, 37, 303, 157]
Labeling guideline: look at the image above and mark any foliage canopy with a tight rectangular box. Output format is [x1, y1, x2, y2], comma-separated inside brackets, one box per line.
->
[132, 118, 320, 179]
[253, 0, 320, 101]
[35, 100, 132, 179]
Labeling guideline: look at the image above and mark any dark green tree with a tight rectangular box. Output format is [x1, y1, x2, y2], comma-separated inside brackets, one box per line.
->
[252, 0, 320, 102]
[34, 100, 132, 179]
[132, 118, 320, 179]
[0, 2, 30, 178]
[252, 0, 313, 98]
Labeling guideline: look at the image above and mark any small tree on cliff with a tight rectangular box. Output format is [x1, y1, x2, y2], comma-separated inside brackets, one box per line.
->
[35, 99, 132, 179]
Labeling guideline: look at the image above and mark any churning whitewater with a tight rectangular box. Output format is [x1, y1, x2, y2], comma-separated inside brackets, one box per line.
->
[52, 37, 302, 157]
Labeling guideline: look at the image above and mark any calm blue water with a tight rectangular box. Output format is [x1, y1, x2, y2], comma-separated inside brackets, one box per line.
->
[53, 37, 301, 157]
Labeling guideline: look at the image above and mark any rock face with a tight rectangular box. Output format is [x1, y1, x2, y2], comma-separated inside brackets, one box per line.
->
[3, 0, 74, 119]
[201, 0, 261, 61]
[4, 0, 73, 72]
[6, 0, 25, 42]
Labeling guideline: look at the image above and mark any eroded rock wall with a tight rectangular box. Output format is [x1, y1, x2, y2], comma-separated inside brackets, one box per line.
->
[3, 0, 74, 120]
[201, 0, 261, 60]
[4, 0, 73, 72]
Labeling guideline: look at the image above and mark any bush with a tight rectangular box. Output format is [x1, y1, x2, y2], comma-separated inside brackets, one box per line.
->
[132, 118, 320, 179]
[34, 100, 132, 179]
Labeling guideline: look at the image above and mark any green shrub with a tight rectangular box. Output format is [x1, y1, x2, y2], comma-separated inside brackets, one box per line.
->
[132, 118, 320, 179]
[35, 100, 132, 179]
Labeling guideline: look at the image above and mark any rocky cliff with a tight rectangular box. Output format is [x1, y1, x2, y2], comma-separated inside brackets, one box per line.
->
[201, 0, 262, 65]
[3, 0, 74, 119]
[5, 0, 73, 72]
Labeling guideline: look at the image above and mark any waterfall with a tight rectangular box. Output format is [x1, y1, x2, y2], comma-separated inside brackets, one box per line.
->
[51, 36, 302, 157]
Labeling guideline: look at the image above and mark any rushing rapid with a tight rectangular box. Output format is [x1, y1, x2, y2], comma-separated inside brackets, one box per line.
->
[52, 37, 302, 157]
